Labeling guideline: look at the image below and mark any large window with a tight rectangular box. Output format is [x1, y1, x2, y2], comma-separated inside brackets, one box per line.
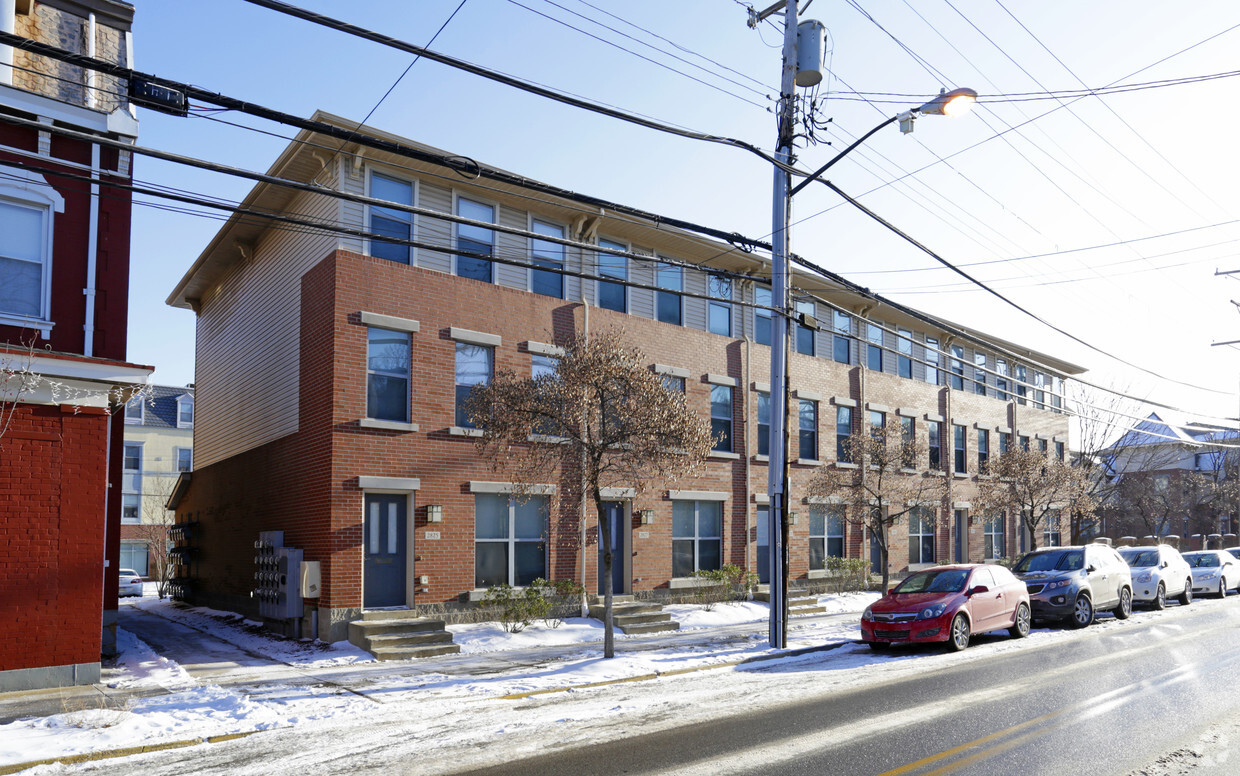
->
[757, 391, 770, 457]
[928, 420, 941, 470]
[597, 239, 628, 313]
[673, 500, 722, 577]
[909, 507, 935, 565]
[754, 285, 772, 346]
[974, 352, 988, 395]
[367, 327, 410, 422]
[924, 336, 939, 385]
[474, 493, 547, 587]
[800, 399, 818, 460]
[368, 172, 414, 264]
[456, 197, 495, 282]
[709, 275, 732, 336]
[897, 329, 913, 378]
[795, 300, 815, 356]
[455, 343, 492, 428]
[832, 311, 850, 364]
[531, 219, 565, 298]
[867, 323, 883, 371]
[977, 428, 990, 472]
[656, 262, 682, 325]
[710, 384, 733, 452]
[949, 346, 965, 391]
[984, 513, 1005, 559]
[809, 505, 845, 569]
[953, 424, 967, 474]
[836, 405, 853, 463]
[0, 171, 61, 323]
[120, 542, 149, 577]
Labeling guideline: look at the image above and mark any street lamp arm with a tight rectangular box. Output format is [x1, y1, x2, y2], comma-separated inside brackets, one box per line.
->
[789, 113, 899, 197]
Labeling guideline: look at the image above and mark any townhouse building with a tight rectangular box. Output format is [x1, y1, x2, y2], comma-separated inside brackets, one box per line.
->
[167, 112, 1081, 647]
[0, 0, 150, 690]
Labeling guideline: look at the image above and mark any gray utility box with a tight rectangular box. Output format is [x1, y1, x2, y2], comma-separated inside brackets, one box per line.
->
[252, 531, 304, 620]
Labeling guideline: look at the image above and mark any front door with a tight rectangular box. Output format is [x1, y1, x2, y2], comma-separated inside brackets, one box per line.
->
[364, 494, 408, 608]
[870, 528, 882, 576]
[954, 509, 966, 563]
[598, 501, 628, 595]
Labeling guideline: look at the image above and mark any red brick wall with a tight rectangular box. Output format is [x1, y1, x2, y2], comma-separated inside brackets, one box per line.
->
[0, 404, 109, 671]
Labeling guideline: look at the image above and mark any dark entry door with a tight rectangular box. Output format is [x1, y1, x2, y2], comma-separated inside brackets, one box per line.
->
[870, 528, 882, 575]
[598, 501, 628, 595]
[364, 494, 407, 608]
[954, 509, 966, 563]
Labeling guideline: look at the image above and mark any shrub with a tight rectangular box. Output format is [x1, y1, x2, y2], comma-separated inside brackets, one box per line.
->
[529, 578, 585, 628]
[824, 556, 872, 594]
[692, 564, 760, 609]
[484, 579, 584, 632]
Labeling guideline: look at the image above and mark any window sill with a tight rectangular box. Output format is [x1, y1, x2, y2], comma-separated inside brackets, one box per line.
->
[795, 458, 822, 466]
[834, 462, 858, 470]
[668, 577, 719, 590]
[448, 426, 484, 438]
[360, 418, 419, 432]
[0, 313, 53, 338]
[928, 470, 947, 477]
[753, 454, 769, 464]
[900, 468, 918, 474]
[953, 472, 970, 479]
[709, 451, 741, 460]
[528, 433, 569, 444]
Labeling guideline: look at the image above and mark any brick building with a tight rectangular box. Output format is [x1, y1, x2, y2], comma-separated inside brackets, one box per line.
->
[0, 0, 150, 690]
[167, 112, 1082, 647]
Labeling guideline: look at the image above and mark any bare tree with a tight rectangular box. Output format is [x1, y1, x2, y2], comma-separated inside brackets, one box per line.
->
[978, 447, 1095, 551]
[466, 328, 714, 658]
[1065, 382, 1141, 542]
[135, 475, 178, 598]
[806, 422, 948, 591]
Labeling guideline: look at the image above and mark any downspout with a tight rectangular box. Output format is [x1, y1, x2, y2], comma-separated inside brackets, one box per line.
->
[0, 0, 13, 87]
[83, 143, 100, 356]
[578, 243, 591, 615]
[742, 281, 752, 582]
[86, 13, 96, 110]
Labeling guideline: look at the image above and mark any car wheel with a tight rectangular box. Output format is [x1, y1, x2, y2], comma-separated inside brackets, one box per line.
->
[1009, 602, 1031, 639]
[948, 613, 971, 651]
[1179, 581, 1193, 606]
[1152, 583, 1166, 610]
[1071, 594, 1094, 628]
[868, 642, 890, 651]
[1221, 578, 1229, 599]
[1115, 587, 1133, 620]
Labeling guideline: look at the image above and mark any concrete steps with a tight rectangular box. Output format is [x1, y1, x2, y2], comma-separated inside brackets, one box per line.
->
[588, 601, 681, 635]
[752, 589, 828, 616]
[349, 611, 461, 660]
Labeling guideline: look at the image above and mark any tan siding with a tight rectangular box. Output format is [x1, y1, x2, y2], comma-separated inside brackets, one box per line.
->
[629, 246, 656, 319]
[417, 182, 453, 273]
[338, 161, 365, 255]
[495, 204, 527, 290]
[683, 265, 707, 331]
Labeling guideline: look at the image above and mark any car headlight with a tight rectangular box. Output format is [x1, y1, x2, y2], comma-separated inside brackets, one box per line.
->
[916, 603, 949, 620]
[1048, 579, 1072, 590]
[862, 606, 873, 622]
[1135, 571, 1153, 584]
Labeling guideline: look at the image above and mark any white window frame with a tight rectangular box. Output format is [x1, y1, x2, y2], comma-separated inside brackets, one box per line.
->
[596, 237, 628, 313]
[530, 217, 566, 299]
[473, 493, 548, 588]
[176, 394, 194, 429]
[122, 442, 142, 498]
[0, 166, 65, 335]
[124, 398, 144, 425]
[366, 169, 417, 264]
[175, 446, 193, 473]
[453, 193, 497, 283]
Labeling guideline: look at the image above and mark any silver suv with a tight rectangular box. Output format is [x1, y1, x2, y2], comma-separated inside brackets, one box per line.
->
[1119, 544, 1193, 609]
[1013, 544, 1134, 627]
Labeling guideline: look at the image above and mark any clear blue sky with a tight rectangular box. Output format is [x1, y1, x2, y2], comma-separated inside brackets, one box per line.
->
[126, 1, 1240, 430]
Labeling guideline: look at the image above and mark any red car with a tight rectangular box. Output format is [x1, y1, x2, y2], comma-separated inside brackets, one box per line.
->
[861, 564, 1031, 651]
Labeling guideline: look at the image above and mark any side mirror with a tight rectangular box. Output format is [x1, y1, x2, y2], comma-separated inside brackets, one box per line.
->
[1087, 565, 1097, 573]
[968, 585, 990, 596]
[1161, 561, 1169, 569]
[888, 588, 897, 595]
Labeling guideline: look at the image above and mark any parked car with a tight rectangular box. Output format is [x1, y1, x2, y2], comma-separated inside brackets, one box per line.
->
[117, 568, 144, 597]
[1119, 544, 1193, 609]
[1224, 547, 1240, 562]
[861, 564, 1031, 652]
[1012, 544, 1133, 627]
[1182, 550, 1239, 598]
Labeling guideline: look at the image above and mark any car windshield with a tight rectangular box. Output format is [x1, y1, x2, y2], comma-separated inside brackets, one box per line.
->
[1014, 550, 1083, 573]
[895, 569, 969, 594]
[1184, 553, 1219, 568]
[1120, 549, 1159, 567]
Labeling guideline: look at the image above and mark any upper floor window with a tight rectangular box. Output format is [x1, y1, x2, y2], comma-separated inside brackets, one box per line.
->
[928, 420, 942, 470]
[368, 172, 414, 264]
[122, 444, 142, 503]
[1039, 438, 1048, 455]
[1034, 371, 1046, 410]
[176, 395, 194, 429]
[900, 416, 915, 468]
[869, 410, 885, 442]
[754, 285, 772, 347]
[0, 168, 65, 327]
[456, 197, 495, 283]
[656, 262, 682, 326]
[999, 431, 1011, 454]
[953, 424, 967, 474]
[867, 323, 883, 371]
[708, 275, 732, 337]
[924, 336, 940, 385]
[897, 329, 913, 378]
[176, 447, 193, 473]
[996, 359, 1010, 401]
[124, 398, 144, 425]
[795, 300, 815, 356]
[367, 328, 410, 422]
[662, 374, 686, 393]
[455, 342, 493, 428]
[836, 405, 853, 463]
[757, 391, 771, 457]
[1014, 364, 1028, 405]
[800, 399, 818, 460]
[832, 311, 850, 364]
[949, 346, 965, 391]
[1055, 441, 1066, 461]
[1019, 434, 1030, 451]
[977, 428, 990, 471]
[710, 384, 733, 452]
[974, 352, 987, 395]
[597, 239, 627, 313]
[531, 220, 565, 298]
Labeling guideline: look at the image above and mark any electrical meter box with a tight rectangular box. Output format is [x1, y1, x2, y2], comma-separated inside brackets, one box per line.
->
[252, 531, 303, 620]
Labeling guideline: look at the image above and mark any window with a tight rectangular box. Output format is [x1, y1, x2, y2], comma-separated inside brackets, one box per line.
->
[867, 323, 883, 371]
[1034, 371, 1046, 410]
[753, 285, 773, 347]
[836, 405, 853, 463]
[673, 500, 722, 576]
[909, 507, 935, 565]
[120, 542, 149, 576]
[1050, 376, 1063, 412]
[897, 329, 913, 378]
[711, 384, 733, 452]
[928, 420, 941, 470]
[176, 395, 194, 428]
[1055, 441, 1065, 461]
[1036, 439, 1046, 455]
[1044, 510, 1062, 547]
[977, 429, 989, 471]
[795, 300, 815, 356]
[708, 275, 732, 336]
[367, 328, 410, 422]
[176, 447, 193, 473]
[869, 410, 885, 442]
[122, 494, 140, 523]
[949, 346, 965, 391]
[984, 513, 1005, 559]
[900, 416, 915, 468]
[531, 219, 565, 298]
[124, 398, 143, 424]
[656, 262, 682, 325]
[456, 197, 495, 283]
[799, 399, 818, 460]
[757, 391, 770, 457]
[809, 506, 845, 569]
[368, 172, 414, 264]
[531, 354, 560, 435]
[1019, 435, 1030, 451]
[974, 352, 987, 395]
[455, 343, 492, 428]
[924, 336, 939, 385]
[953, 424, 967, 474]
[597, 239, 627, 313]
[1014, 364, 1028, 405]
[832, 311, 850, 364]
[996, 359, 1009, 401]
[1153, 474, 1170, 492]
[999, 432, 1011, 455]
[122, 443, 142, 522]
[0, 168, 63, 325]
[662, 374, 685, 393]
[474, 493, 547, 587]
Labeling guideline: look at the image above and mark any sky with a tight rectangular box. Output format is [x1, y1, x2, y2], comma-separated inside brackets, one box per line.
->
[123, 1, 1240, 433]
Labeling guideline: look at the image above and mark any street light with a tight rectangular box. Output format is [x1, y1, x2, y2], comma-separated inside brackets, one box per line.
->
[764, 0, 977, 649]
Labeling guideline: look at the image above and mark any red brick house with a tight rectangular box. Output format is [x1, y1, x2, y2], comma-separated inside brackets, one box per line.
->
[0, 0, 150, 690]
[167, 112, 1081, 648]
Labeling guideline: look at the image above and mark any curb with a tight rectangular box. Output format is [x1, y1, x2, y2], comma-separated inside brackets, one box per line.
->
[0, 731, 260, 775]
